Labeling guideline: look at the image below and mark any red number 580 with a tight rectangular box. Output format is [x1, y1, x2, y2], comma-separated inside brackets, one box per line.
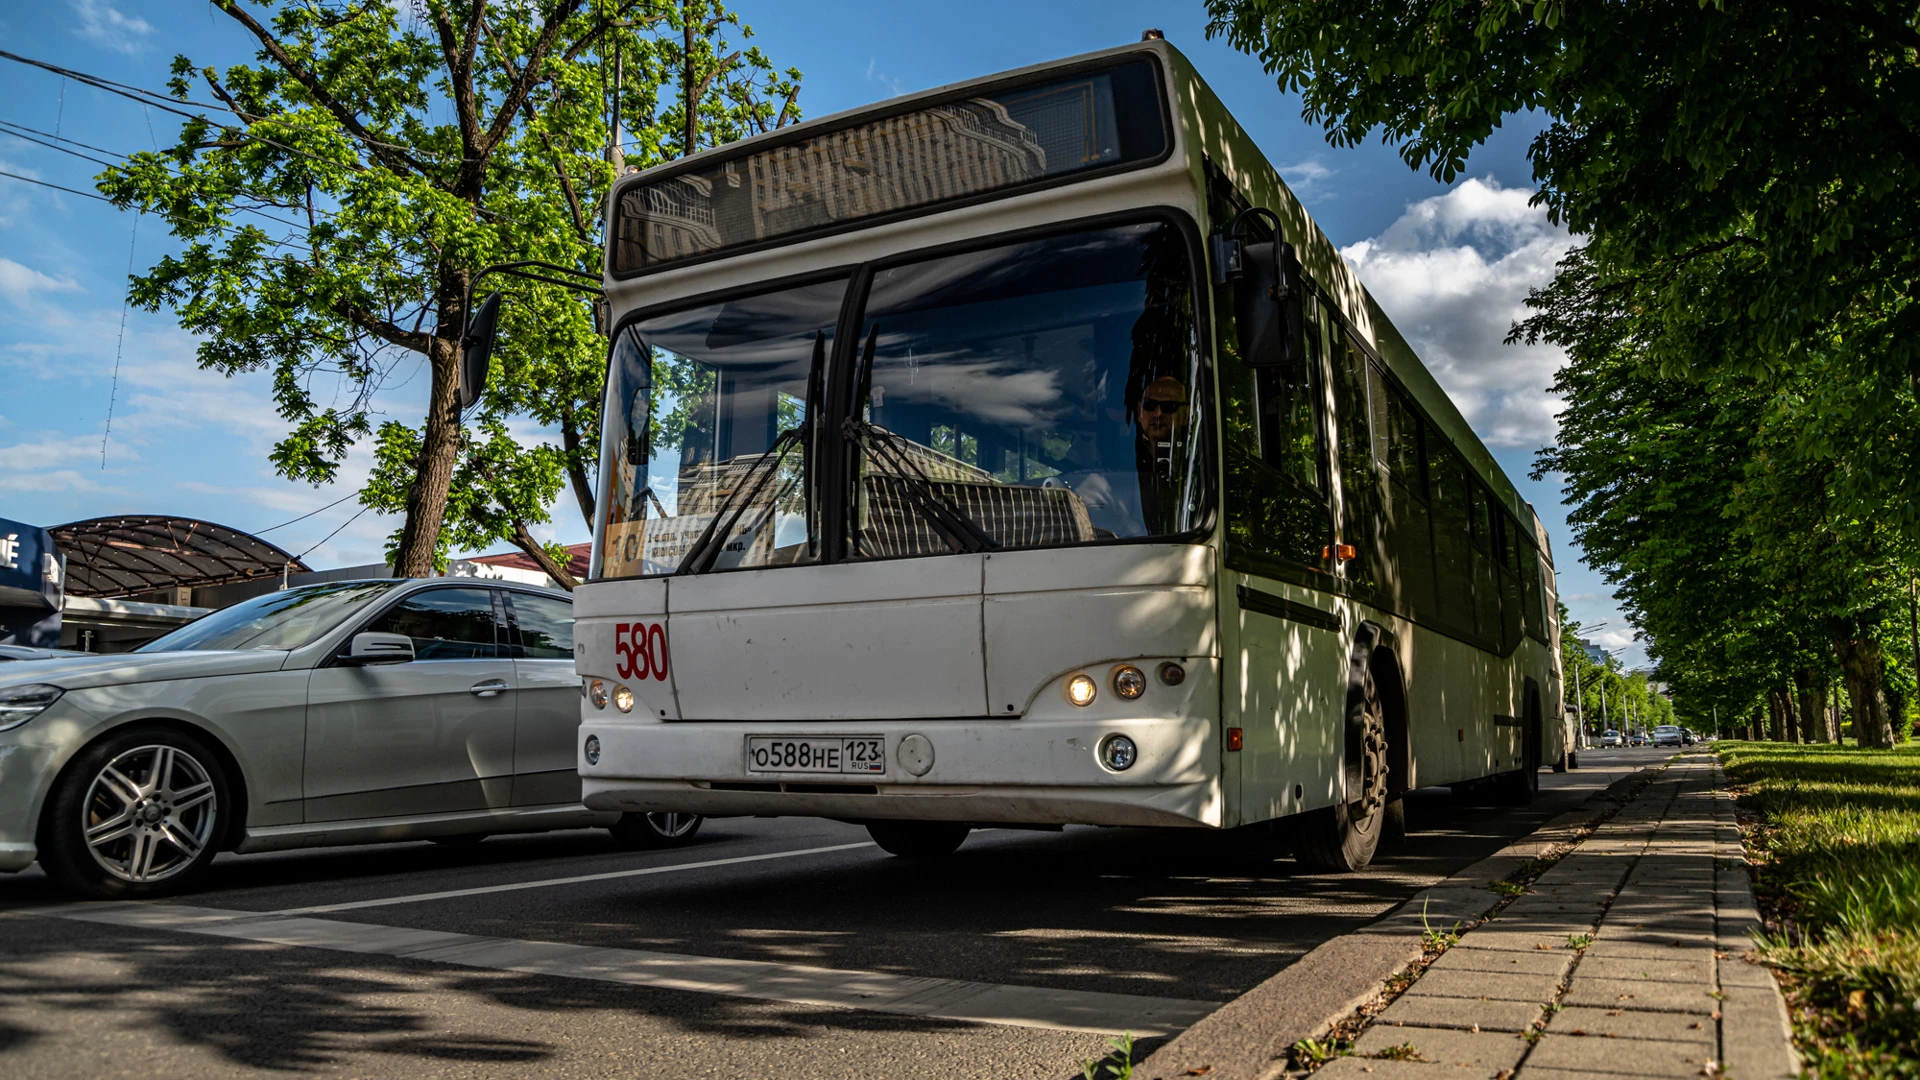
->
[613, 621, 669, 681]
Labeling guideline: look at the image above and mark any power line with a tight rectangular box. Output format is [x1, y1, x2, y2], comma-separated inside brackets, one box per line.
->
[294, 503, 374, 562]
[102, 214, 136, 468]
[253, 489, 361, 535]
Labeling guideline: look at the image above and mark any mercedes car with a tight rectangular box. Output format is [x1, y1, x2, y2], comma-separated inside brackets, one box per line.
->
[0, 578, 703, 898]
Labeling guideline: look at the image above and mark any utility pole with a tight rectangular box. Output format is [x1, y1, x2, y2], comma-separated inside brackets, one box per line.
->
[1571, 660, 1586, 748]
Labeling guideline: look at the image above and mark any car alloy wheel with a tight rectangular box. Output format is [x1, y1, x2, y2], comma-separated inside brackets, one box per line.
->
[82, 744, 220, 885]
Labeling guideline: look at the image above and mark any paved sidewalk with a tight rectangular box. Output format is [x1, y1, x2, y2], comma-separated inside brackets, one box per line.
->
[1317, 753, 1796, 1079]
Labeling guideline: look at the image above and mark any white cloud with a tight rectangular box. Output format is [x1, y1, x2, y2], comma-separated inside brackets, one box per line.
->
[68, 0, 152, 54]
[863, 58, 906, 98]
[1279, 158, 1336, 201]
[0, 257, 81, 307]
[1341, 177, 1574, 449]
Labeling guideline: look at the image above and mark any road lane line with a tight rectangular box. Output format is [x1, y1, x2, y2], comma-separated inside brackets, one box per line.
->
[269, 841, 877, 914]
[53, 902, 1218, 1036]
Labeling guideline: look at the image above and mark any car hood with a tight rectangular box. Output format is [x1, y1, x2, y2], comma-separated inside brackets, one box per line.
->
[0, 650, 292, 692]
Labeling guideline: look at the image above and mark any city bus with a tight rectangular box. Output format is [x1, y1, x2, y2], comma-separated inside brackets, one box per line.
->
[569, 37, 1569, 872]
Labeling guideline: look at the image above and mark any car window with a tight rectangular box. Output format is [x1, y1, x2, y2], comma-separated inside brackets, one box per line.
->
[509, 593, 574, 660]
[365, 588, 499, 660]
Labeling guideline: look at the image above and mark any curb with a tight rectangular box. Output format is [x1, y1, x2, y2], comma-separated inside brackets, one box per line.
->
[1137, 767, 1661, 1080]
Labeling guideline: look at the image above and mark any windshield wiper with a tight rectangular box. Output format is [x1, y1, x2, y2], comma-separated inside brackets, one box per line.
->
[675, 427, 804, 576]
[843, 324, 998, 556]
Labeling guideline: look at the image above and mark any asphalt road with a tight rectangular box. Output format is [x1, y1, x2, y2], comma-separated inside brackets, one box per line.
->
[0, 748, 1669, 1079]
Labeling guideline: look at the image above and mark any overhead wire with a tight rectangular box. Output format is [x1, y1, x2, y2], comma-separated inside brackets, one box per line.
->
[253, 489, 362, 535]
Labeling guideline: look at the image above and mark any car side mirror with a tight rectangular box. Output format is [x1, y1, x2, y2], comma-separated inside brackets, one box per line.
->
[341, 631, 415, 666]
[1234, 240, 1308, 371]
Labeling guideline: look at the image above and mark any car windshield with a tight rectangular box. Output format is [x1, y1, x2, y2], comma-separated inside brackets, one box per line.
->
[137, 581, 401, 653]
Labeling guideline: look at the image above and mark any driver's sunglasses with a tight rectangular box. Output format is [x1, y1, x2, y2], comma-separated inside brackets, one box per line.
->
[1141, 399, 1186, 414]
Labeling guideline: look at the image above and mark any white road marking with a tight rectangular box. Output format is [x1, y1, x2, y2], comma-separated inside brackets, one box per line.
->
[268, 841, 878, 914]
[55, 903, 1218, 1036]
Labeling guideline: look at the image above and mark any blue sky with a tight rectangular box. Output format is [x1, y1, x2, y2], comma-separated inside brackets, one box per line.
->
[0, 1, 1641, 661]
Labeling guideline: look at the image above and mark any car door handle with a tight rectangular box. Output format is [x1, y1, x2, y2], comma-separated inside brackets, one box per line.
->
[470, 679, 511, 698]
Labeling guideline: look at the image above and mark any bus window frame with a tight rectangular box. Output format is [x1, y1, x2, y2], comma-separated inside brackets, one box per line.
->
[604, 51, 1178, 283]
[588, 208, 1219, 582]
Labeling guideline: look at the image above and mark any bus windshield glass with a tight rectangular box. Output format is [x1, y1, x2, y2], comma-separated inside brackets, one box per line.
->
[849, 220, 1208, 556]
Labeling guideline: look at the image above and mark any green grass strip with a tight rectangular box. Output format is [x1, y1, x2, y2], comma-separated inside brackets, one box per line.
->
[1719, 741, 1920, 1078]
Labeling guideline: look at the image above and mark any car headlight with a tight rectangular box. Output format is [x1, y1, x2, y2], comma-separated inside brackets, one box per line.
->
[0, 683, 63, 732]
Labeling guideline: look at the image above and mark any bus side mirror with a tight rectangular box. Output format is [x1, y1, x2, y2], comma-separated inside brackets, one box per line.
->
[460, 291, 502, 410]
[1235, 240, 1307, 371]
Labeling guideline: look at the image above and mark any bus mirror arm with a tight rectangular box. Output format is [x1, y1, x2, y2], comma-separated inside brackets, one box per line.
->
[454, 260, 606, 413]
[1218, 208, 1307, 372]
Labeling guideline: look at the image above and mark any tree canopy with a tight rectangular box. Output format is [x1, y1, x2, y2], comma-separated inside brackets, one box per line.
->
[1205, 0, 1920, 742]
[101, 0, 801, 582]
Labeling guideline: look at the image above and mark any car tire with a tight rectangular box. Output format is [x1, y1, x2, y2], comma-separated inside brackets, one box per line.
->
[609, 812, 703, 849]
[866, 820, 970, 858]
[40, 726, 231, 900]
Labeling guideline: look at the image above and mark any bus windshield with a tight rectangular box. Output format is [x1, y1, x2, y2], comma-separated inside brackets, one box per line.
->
[592, 218, 1209, 579]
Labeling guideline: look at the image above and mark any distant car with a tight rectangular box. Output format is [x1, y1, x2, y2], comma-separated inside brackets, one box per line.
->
[0, 578, 704, 899]
[1599, 729, 1623, 747]
[1652, 725, 1684, 746]
[0, 644, 82, 662]
[1680, 729, 1697, 745]
[1628, 732, 1647, 746]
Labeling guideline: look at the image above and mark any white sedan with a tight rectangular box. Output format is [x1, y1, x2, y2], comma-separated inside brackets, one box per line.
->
[0, 578, 702, 898]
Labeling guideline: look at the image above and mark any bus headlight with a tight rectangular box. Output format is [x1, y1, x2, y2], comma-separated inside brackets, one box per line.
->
[612, 685, 634, 713]
[1066, 673, 1097, 707]
[1112, 665, 1146, 699]
[1098, 734, 1137, 771]
[584, 734, 601, 765]
[587, 679, 608, 709]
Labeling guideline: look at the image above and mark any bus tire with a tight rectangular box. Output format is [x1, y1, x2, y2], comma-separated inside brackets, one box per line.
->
[1493, 704, 1543, 805]
[866, 820, 970, 858]
[1295, 664, 1390, 872]
[1567, 751, 1580, 769]
[1551, 752, 1569, 774]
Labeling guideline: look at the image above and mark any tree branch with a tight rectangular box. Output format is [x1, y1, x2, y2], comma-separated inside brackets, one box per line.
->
[477, 0, 588, 159]
[330, 297, 435, 354]
[210, 0, 430, 177]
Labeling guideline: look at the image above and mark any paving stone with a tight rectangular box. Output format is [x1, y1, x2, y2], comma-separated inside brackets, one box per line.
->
[1524, 1032, 1711, 1077]
[1718, 983, 1799, 1079]
[1581, 939, 1716, 964]
[1373, 994, 1544, 1033]
[1313, 1057, 1472, 1077]
[1450, 930, 1582, 953]
[1715, 952, 1778, 989]
[1546, 1006, 1716, 1045]
[1571, 955, 1714, 983]
[1427, 946, 1574, 977]
[1352, 1025, 1529, 1070]
[1561, 977, 1718, 1014]
[1402, 968, 1562, 1003]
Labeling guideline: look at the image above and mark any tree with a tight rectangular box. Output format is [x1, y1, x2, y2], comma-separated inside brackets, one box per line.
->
[101, 0, 799, 583]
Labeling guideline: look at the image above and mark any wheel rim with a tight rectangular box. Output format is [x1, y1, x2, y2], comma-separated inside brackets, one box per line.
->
[645, 812, 698, 839]
[1355, 675, 1389, 819]
[82, 744, 218, 884]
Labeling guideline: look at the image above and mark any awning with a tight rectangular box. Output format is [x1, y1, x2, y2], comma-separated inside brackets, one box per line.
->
[50, 516, 310, 599]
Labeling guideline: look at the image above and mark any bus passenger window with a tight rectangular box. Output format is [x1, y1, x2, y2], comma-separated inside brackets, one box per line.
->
[1427, 445, 1476, 638]
[1331, 330, 1386, 600]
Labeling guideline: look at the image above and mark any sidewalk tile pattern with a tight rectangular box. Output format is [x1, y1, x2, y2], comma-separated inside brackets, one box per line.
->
[1340, 755, 1798, 1079]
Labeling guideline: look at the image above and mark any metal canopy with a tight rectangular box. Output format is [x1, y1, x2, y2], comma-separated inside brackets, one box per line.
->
[50, 516, 310, 599]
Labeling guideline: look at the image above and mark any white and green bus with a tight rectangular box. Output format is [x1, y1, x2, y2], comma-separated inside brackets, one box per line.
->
[570, 38, 1569, 871]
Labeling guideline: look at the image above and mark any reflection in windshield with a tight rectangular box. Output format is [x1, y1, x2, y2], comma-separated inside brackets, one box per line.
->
[137, 581, 400, 653]
[850, 220, 1207, 556]
[594, 278, 846, 578]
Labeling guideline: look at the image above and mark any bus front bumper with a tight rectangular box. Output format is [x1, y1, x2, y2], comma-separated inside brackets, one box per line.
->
[578, 716, 1223, 829]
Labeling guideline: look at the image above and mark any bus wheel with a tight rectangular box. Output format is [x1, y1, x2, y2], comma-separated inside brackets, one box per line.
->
[1296, 669, 1390, 872]
[1493, 718, 1542, 805]
[1567, 751, 1580, 769]
[866, 820, 970, 858]
[1552, 751, 1570, 774]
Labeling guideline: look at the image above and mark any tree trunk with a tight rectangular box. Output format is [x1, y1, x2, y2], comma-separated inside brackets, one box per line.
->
[392, 318, 466, 577]
[1794, 668, 1825, 743]
[1766, 687, 1788, 741]
[1835, 635, 1892, 748]
[510, 519, 579, 591]
[559, 403, 598, 529]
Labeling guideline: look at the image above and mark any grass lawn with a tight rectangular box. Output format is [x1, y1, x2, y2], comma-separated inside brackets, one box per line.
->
[1719, 741, 1920, 1078]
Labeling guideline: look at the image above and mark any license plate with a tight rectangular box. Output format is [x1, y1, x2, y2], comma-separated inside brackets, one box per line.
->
[745, 736, 886, 776]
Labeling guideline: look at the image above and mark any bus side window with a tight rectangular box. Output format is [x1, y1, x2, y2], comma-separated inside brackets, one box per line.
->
[1427, 444, 1477, 638]
[1468, 485, 1502, 648]
[1208, 174, 1332, 572]
[1370, 362, 1434, 621]
[1330, 330, 1387, 602]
